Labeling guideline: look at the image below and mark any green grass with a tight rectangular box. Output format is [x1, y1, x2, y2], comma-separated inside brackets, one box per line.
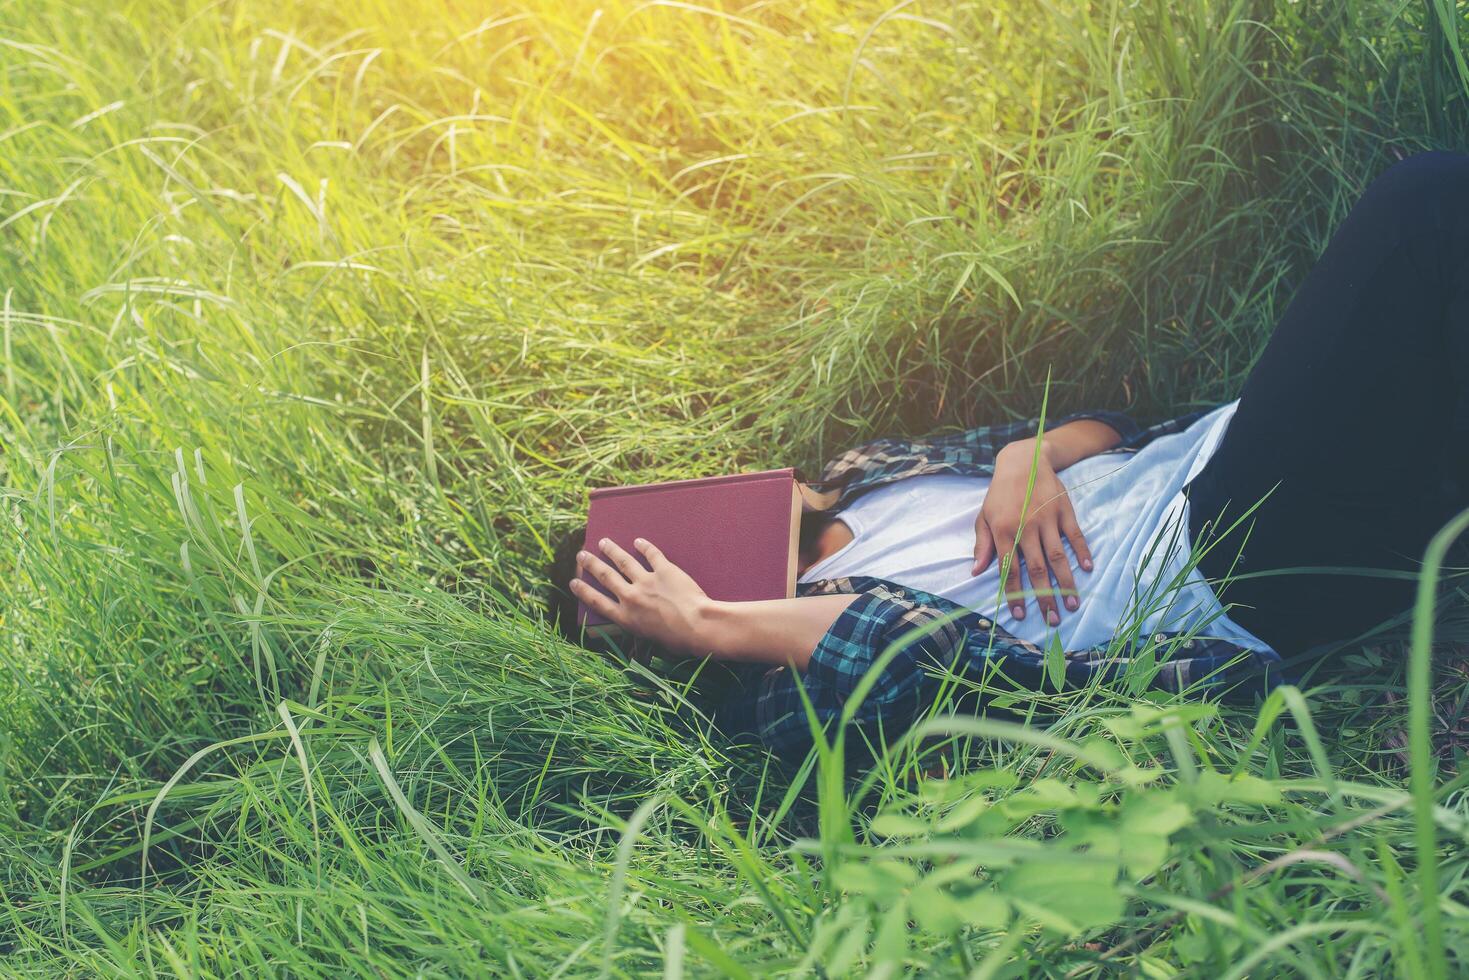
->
[3, 0, 1469, 975]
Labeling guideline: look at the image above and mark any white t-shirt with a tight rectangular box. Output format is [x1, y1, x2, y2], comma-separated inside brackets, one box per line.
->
[798, 401, 1273, 653]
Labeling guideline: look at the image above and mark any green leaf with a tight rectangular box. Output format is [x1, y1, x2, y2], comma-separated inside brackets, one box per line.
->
[956, 768, 1021, 793]
[1077, 736, 1127, 772]
[911, 876, 1011, 935]
[954, 888, 1011, 927]
[832, 858, 919, 896]
[1121, 798, 1192, 836]
[1000, 858, 1123, 933]
[923, 858, 988, 888]
[1192, 770, 1282, 806]
[1117, 832, 1172, 878]
[1102, 702, 1219, 741]
[1172, 923, 1242, 965]
[936, 793, 992, 832]
[1100, 714, 1147, 740]
[909, 878, 963, 935]
[1045, 632, 1066, 692]
[868, 812, 930, 838]
[871, 901, 910, 964]
[999, 778, 1087, 820]
[820, 908, 871, 977]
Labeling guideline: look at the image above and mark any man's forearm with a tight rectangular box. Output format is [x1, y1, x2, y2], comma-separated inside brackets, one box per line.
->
[694, 593, 861, 671]
[998, 418, 1122, 472]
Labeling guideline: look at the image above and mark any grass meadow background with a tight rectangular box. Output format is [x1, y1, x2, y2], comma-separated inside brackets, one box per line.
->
[4, 0, 1469, 975]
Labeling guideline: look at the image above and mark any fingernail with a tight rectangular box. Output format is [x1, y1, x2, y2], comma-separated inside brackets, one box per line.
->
[577, 550, 589, 562]
[599, 537, 611, 548]
[1081, 558, 1093, 571]
[1065, 596, 1079, 611]
[1011, 604, 1025, 619]
[1047, 610, 1060, 626]
[635, 537, 647, 547]
[971, 563, 981, 576]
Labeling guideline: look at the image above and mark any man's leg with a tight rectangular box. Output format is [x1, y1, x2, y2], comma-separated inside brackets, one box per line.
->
[1186, 151, 1469, 655]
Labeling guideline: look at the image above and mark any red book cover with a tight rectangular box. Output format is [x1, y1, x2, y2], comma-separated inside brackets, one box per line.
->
[577, 468, 804, 628]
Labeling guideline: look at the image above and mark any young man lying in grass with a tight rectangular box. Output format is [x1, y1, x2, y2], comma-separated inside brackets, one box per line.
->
[548, 151, 1469, 758]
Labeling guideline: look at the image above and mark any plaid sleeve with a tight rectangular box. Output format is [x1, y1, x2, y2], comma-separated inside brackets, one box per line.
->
[931, 407, 1215, 457]
[709, 560, 1279, 760]
[747, 583, 972, 759]
[816, 409, 1140, 484]
[809, 407, 1220, 504]
[1115, 409, 1213, 452]
[911, 408, 1146, 462]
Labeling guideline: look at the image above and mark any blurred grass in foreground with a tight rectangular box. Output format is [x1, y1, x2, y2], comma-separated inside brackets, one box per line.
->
[3, 0, 1469, 975]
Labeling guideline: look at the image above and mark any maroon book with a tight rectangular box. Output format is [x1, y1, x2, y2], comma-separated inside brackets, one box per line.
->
[577, 468, 807, 628]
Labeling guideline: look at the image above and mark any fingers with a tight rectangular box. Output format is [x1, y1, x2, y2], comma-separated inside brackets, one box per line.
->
[568, 577, 624, 626]
[1058, 498, 1094, 573]
[594, 537, 648, 582]
[633, 537, 668, 570]
[570, 538, 673, 625]
[1042, 525, 1079, 614]
[577, 546, 631, 598]
[571, 536, 657, 626]
[1000, 534, 1026, 620]
[972, 518, 994, 575]
[1021, 530, 1059, 626]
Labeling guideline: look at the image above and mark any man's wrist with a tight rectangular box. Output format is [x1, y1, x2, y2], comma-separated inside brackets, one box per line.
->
[998, 436, 1058, 470]
[691, 597, 734, 659]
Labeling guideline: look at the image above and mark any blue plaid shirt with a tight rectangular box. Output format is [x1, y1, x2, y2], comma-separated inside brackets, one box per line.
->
[714, 407, 1283, 759]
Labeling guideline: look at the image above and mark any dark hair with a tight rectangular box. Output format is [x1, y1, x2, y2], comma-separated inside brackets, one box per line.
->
[544, 524, 588, 644]
[799, 510, 838, 564]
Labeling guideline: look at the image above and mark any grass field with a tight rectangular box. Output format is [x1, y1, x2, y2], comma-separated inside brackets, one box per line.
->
[4, 0, 1469, 975]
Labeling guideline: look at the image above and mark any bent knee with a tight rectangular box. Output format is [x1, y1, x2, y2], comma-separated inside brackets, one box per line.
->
[1366, 150, 1469, 211]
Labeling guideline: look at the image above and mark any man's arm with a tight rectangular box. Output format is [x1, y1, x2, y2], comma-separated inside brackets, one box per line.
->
[574, 541, 994, 759]
[694, 593, 860, 670]
[571, 537, 858, 671]
[999, 417, 1124, 473]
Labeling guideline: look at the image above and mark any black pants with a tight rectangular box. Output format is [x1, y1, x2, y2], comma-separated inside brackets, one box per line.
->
[1185, 151, 1469, 656]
